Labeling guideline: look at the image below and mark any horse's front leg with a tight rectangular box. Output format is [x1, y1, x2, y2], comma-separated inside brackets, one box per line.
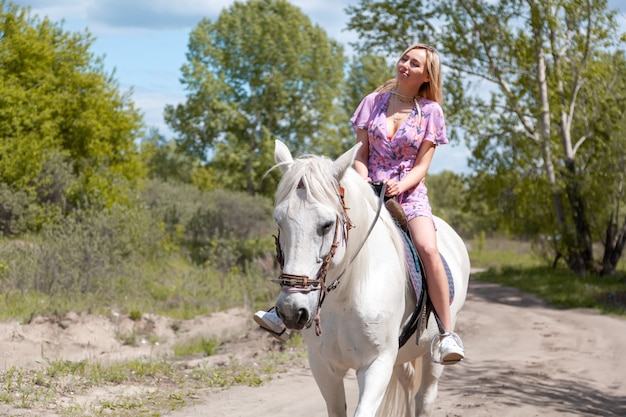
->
[308, 352, 349, 417]
[353, 352, 396, 417]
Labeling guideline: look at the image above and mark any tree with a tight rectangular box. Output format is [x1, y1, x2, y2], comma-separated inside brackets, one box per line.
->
[347, 0, 626, 275]
[427, 170, 498, 238]
[164, 0, 348, 196]
[343, 53, 394, 120]
[140, 128, 197, 184]
[0, 1, 145, 225]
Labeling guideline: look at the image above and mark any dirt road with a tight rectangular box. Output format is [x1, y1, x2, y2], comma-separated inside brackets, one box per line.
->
[170, 280, 626, 417]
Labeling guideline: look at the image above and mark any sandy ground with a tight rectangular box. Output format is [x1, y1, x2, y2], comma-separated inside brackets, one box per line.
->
[1, 279, 625, 416]
[172, 280, 626, 417]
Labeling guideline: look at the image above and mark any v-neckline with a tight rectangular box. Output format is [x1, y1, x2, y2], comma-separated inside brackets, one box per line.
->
[386, 94, 414, 140]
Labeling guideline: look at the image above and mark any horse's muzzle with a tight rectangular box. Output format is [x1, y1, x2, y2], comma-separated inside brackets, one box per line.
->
[276, 306, 311, 330]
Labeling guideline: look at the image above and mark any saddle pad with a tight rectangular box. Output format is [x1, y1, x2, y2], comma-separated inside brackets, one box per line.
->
[399, 229, 455, 304]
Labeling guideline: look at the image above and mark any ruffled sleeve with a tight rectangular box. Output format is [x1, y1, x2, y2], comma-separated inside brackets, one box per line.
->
[422, 101, 448, 146]
[350, 92, 379, 133]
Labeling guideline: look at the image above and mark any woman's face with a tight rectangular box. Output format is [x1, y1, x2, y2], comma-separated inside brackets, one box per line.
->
[396, 48, 430, 91]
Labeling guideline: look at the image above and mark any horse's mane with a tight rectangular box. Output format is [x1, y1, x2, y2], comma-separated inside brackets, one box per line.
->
[274, 155, 343, 216]
[274, 153, 406, 296]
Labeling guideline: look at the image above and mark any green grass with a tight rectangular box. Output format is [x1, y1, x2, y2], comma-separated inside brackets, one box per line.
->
[0, 251, 279, 323]
[467, 236, 545, 269]
[467, 237, 626, 316]
[472, 266, 626, 315]
[173, 336, 220, 357]
[0, 345, 308, 416]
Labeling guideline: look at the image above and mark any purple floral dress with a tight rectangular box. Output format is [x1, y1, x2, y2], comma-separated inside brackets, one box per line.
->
[350, 91, 448, 222]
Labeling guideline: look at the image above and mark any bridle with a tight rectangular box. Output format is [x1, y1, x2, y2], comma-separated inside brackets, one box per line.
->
[272, 214, 343, 292]
[271, 183, 386, 335]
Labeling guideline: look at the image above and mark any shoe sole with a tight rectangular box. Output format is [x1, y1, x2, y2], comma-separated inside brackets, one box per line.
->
[254, 315, 289, 342]
[253, 314, 279, 332]
[441, 352, 463, 365]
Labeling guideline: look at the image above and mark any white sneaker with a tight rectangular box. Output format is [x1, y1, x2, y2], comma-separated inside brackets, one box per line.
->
[254, 310, 289, 342]
[439, 332, 464, 364]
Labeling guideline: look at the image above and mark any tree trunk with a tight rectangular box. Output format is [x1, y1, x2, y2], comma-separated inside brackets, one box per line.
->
[533, 22, 566, 229]
[601, 220, 626, 275]
[562, 160, 594, 275]
[600, 175, 626, 275]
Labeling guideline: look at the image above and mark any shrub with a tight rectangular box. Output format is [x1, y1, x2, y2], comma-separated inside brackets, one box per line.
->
[0, 183, 34, 236]
[0, 204, 165, 296]
[0, 180, 279, 319]
[142, 180, 274, 269]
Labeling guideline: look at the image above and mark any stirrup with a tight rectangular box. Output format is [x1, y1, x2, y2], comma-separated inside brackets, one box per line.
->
[430, 331, 464, 365]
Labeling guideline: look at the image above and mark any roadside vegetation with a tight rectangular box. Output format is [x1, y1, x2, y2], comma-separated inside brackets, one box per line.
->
[0, 181, 279, 323]
[468, 237, 626, 316]
[0, 335, 307, 416]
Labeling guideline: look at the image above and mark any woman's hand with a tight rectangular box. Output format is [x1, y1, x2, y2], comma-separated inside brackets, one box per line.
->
[383, 178, 403, 197]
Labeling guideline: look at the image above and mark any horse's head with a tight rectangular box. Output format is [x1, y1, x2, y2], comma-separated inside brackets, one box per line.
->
[271, 140, 361, 330]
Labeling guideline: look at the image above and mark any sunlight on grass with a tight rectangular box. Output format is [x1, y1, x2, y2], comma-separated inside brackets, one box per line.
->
[467, 237, 546, 269]
[0, 348, 308, 415]
[467, 238, 626, 316]
[173, 336, 220, 357]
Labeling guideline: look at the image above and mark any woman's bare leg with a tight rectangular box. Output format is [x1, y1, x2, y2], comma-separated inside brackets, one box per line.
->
[407, 216, 451, 331]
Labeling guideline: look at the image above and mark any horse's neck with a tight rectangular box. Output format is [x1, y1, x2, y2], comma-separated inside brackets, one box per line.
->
[332, 219, 404, 301]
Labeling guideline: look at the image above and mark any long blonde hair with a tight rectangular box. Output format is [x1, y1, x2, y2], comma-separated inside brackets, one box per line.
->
[376, 44, 443, 105]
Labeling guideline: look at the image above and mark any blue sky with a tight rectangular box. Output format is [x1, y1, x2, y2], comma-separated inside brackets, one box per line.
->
[10, 0, 626, 174]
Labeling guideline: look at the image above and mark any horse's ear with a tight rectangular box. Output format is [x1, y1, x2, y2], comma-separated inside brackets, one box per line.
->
[274, 140, 294, 174]
[331, 143, 362, 180]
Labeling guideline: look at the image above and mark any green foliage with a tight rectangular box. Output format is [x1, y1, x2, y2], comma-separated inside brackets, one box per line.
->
[0, 153, 77, 236]
[0, 183, 40, 236]
[0, 1, 146, 216]
[141, 180, 274, 268]
[129, 310, 142, 321]
[428, 170, 499, 238]
[346, 0, 433, 56]
[467, 237, 545, 270]
[468, 237, 625, 315]
[140, 128, 198, 184]
[190, 165, 219, 191]
[0, 179, 279, 321]
[0, 204, 164, 297]
[165, 0, 348, 196]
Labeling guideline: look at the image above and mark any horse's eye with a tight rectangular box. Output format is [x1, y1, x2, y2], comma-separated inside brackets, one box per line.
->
[320, 221, 334, 233]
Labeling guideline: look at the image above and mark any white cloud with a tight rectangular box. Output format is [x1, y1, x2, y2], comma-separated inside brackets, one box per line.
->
[13, 0, 359, 43]
[85, 0, 226, 30]
[12, 0, 232, 34]
[12, 0, 88, 21]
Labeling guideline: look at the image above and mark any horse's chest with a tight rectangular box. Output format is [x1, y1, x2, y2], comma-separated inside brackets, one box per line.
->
[308, 308, 396, 365]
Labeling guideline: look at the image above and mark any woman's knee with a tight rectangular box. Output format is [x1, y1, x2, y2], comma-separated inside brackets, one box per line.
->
[415, 241, 439, 259]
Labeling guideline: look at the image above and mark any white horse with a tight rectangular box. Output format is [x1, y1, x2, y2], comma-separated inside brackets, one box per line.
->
[271, 140, 470, 417]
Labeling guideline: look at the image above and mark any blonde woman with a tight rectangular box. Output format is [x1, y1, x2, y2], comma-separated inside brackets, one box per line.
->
[350, 44, 464, 363]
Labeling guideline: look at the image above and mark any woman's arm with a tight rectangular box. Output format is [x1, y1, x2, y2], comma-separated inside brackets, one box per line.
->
[354, 128, 370, 181]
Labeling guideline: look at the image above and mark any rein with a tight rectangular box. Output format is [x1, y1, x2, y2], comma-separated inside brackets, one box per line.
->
[272, 182, 387, 335]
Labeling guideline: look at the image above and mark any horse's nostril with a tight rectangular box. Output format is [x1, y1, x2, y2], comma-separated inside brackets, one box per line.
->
[298, 308, 309, 327]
